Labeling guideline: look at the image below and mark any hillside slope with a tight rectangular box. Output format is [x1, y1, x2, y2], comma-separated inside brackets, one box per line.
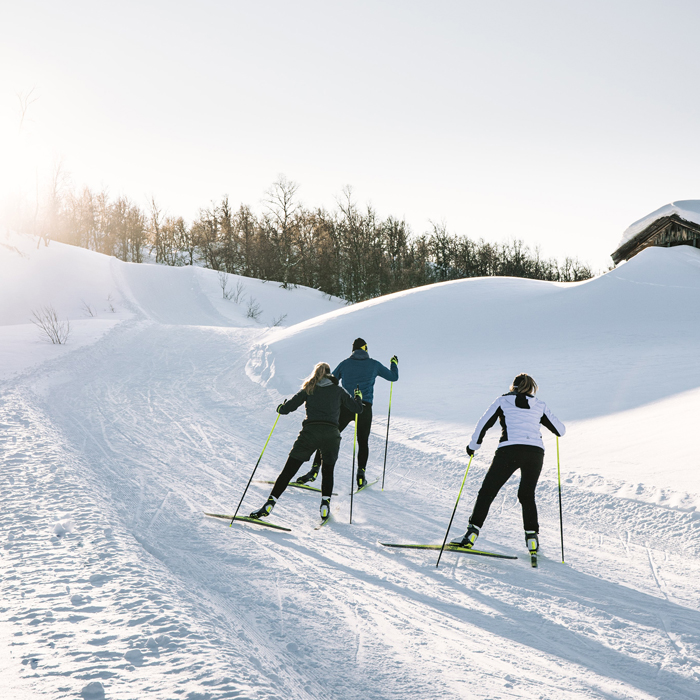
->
[1, 233, 699, 700]
[249, 245, 700, 501]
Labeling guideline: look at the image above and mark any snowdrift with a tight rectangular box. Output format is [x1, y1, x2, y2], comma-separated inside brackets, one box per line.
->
[0, 231, 343, 378]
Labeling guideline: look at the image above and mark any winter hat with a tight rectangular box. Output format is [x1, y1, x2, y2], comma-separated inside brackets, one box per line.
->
[352, 338, 367, 352]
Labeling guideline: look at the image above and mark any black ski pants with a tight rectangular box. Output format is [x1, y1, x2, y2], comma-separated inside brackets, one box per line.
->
[272, 423, 341, 499]
[311, 402, 373, 472]
[469, 445, 544, 533]
[271, 456, 336, 499]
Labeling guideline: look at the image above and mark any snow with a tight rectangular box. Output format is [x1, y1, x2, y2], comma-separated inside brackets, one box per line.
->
[2, 231, 700, 699]
[618, 199, 700, 248]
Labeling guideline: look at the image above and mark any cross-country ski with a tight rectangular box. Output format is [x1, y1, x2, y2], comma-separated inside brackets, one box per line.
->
[204, 513, 292, 532]
[380, 543, 518, 560]
[255, 479, 338, 495]
[350, 478, 379, 495]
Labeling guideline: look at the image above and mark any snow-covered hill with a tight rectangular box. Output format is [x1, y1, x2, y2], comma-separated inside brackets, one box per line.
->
[1, 231, 699, 699]
[250, 244, 700, 503]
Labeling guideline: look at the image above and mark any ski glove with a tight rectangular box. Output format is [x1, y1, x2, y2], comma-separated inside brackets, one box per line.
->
[466, 446, 475, 457]
[391, 355, 398, 365]
[354, 387, 363, 400]
[276, 400, 287, 414]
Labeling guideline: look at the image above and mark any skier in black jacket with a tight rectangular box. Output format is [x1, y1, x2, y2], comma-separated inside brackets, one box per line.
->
[249, 362, 364, 522]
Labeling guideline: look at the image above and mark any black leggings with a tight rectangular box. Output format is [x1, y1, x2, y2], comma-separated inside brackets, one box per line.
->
[469, 445, 544, 532]
[312, 402, 373, 471]
[272, 457, 336, 499]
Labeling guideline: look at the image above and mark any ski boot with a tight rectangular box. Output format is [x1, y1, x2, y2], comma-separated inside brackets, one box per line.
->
[356, 467, 367, 489]
[525, 530, 539, 568]
[451, 524, 480, 549]
[295, 466, 319, 485]
[249, 496, 276, 519]
[320, 497, 331, 522]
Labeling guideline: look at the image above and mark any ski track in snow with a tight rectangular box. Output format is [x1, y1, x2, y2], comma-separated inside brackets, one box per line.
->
[2, 238, 700, 699]
[2, 315, 700, 699]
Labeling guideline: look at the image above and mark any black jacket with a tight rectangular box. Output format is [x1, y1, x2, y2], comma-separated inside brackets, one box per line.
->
[279, 376, 363, 427]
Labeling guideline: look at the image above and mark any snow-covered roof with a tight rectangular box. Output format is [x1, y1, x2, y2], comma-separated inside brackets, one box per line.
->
[618, 199, 700, 249]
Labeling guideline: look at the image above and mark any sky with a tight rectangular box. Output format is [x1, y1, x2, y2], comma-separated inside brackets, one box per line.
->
[2, 0, 700, 271]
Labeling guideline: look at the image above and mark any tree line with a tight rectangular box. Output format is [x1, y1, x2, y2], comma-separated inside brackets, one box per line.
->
[30, 175, 594, 303]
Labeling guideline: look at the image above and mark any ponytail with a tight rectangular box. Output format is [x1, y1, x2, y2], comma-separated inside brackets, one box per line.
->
[511, 373, 538, 396]
[302, 362, 331, 395]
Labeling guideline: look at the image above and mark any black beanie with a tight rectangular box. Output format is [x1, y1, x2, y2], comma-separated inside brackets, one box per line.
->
[353, 338, 367, 352]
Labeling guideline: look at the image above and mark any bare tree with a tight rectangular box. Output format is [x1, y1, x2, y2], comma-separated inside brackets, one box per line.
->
[263, 175, 301, 288]
[149, 196, 165, 263]
[17, 87, 38, 134]
[31, 306, 71, 344]
[38, 157, 69, 248]
[174, 217, 197, 266]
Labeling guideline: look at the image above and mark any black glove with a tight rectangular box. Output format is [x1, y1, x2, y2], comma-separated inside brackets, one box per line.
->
[354, 387, 363, 400]
[466, 446, 475, 456]
[277, 400, 287, 414]
[391, 355, 398, 365]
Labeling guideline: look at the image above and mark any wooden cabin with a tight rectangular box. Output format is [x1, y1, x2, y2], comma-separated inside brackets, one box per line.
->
[612, 205, 700, 265]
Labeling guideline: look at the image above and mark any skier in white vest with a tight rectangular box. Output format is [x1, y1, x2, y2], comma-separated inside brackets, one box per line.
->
[451, 374, 565, 556]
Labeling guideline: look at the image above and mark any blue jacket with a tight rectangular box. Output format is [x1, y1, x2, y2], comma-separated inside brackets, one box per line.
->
[332, 350, 398, 405]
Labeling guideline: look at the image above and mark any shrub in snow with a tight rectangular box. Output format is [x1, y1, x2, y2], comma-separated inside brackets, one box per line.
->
[231, 279, 245, 304]
[31, 305, 71, 344]
[218, 271, 232, 300]
[246, 296, 262, 320]
[219, 272, 245, 303]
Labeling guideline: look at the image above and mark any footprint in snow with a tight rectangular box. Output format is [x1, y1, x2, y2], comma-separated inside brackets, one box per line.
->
[80, 681, 105, 700]
[53, 518, 75, 538]
[89, 573, 108, 587]
[124, 649, 144, 666]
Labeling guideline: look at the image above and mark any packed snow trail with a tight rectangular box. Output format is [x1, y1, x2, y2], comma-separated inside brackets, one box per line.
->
[2, 235, 700, 698]
[3, 318, 699, 699]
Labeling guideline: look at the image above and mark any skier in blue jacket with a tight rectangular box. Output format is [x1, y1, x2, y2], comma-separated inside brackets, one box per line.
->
[296, 338, 398, 488]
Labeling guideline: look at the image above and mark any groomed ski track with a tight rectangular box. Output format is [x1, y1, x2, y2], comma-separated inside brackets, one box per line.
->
[2, 236, 700, 699]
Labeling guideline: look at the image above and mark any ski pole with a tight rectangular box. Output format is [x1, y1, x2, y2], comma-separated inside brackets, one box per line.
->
[230, 412, 280, 526]
[557, 436, 565, 563]
[436, 454, 474, 568]
[381, 382, 394, 491]
[349, 401, 359, 524]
